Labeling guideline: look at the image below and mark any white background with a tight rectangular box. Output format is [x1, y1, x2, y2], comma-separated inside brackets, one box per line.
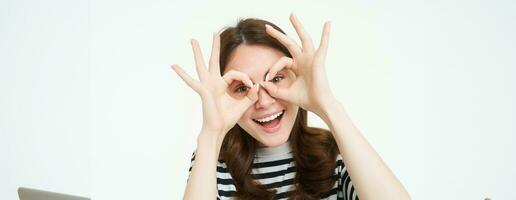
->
[1, 0, 515, 199]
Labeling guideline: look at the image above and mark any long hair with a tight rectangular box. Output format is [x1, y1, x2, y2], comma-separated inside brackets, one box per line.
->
[217, 18, 339, 200]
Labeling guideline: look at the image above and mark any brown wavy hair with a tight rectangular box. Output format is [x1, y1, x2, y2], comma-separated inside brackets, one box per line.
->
[217, 18, 339, 200]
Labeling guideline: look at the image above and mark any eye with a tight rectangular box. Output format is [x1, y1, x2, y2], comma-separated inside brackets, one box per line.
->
[234, 85, 249, 93]
[270, 75, 284, 83]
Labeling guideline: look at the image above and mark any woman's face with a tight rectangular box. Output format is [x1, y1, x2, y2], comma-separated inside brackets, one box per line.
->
[224, 44, 299, 147]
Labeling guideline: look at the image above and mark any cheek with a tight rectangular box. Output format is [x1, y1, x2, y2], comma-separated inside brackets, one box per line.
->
[238, 107, 254, 124]
[285, 102, 299, 120]
[277, 100, 298, 118]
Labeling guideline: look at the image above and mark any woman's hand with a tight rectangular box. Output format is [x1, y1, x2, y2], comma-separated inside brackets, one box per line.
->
[171, 33, 260, 138]
[261, 14, 337, 117]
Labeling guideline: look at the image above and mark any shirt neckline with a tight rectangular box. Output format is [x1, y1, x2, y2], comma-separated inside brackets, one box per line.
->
[255, 141, 292, 157]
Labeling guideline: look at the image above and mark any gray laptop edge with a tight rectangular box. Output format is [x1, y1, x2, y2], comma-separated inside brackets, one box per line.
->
[18, 187, 90, 200]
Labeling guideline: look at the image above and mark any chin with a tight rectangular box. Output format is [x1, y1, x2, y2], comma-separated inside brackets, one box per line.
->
[238, 106, 299, 148]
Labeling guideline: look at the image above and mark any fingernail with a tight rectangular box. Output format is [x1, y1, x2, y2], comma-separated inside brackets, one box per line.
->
[247, 80, 253, 87]
[265, 24, 271, 29]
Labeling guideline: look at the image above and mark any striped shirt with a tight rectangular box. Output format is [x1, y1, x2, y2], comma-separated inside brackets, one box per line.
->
[188, 141, 359, 200]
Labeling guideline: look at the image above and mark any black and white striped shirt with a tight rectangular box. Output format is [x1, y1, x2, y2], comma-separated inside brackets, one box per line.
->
[188, 141, 359, 200]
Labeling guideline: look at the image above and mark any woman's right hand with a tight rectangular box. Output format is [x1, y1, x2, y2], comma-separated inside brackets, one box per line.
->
[171, 33, 259, 139]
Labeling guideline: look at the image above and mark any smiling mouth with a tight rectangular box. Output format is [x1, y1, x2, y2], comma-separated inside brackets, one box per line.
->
[253, 110, 285, 127]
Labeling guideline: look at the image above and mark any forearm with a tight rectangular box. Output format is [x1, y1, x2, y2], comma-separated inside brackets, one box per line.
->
[183, 131, 224, 200]
[319, 100, 410, 200]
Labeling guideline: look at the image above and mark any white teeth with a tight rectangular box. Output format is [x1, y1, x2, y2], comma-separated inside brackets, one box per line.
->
[255, 111, 284, 123]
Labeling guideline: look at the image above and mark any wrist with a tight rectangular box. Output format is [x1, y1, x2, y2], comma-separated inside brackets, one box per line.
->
[197, 129, 225, 153]
[318, 98, 347, 124]
[314, 97, 340, 119]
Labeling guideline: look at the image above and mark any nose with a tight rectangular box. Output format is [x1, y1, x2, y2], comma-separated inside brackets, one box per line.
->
[255, 86, 275, 109]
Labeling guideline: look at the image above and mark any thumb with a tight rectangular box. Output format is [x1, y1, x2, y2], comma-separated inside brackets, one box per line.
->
[261, 82, 290, 101]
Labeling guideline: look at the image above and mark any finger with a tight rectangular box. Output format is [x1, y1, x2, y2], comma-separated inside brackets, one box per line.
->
[265, 24, 302, 57]
[191, 39, 209, 81]
[265, 57, 295, 82]
[317, 21, 331, 57]
[171, 64, 201, 92]
[209, 32, 221, 76]
[226, 83, 259, 118]
[222, 70, 254, 88]
[240, 83, 260, 108]
[261, 81, 290, 101]
[289, 13, 315, 52]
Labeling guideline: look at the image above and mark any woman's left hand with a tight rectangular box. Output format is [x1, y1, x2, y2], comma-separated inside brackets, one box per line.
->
[261, 13, 337, 116]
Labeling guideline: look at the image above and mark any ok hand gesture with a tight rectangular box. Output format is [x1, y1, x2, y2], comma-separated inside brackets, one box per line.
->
[171, 33, 259, 137]
[261, 14, 336, 117]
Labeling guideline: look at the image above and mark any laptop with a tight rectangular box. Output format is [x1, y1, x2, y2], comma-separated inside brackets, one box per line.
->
[18, 187, 90, 200]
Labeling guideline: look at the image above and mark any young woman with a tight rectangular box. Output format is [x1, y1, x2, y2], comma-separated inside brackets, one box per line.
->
[172, 14, 410, 200]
